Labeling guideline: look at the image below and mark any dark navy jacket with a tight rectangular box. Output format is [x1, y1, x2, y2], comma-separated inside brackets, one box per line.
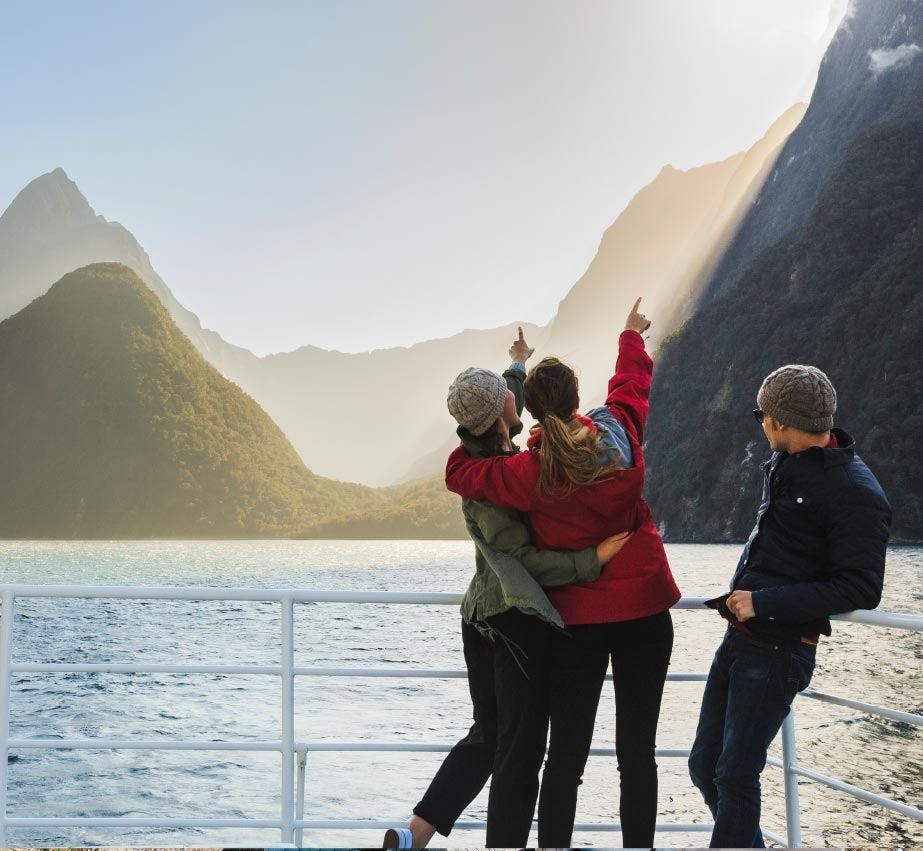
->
[732, 428, 891, 638]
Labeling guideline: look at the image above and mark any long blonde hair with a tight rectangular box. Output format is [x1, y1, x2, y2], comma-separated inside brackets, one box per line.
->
[523, 357, 619, 497]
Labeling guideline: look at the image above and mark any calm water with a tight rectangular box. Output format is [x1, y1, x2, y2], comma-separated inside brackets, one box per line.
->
[0, 541, 920, 848]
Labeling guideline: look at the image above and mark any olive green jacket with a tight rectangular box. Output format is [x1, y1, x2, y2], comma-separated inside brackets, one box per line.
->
[457, 364, 601, 634]
[460, 498, 601, 631]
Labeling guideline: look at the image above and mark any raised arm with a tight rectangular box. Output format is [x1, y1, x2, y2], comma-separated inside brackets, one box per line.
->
[503, 326, 535, 416]
[604, 298, 654, 442]
[446, 445, 537, 511]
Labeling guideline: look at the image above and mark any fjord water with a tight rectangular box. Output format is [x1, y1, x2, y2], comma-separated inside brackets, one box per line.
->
[0, 541, 919, 848]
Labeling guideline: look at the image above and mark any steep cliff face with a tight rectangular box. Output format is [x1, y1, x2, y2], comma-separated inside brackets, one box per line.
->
[701, 0, 923, 303]
[645, 114, 923, 542]
[645, 0, 923, 543]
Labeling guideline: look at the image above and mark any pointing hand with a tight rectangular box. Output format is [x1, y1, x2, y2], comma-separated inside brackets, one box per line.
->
[509, 326, 535, 364]
[625, 297, 652, 334]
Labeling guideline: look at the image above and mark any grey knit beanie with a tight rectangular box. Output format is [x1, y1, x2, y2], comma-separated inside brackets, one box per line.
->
[447, 368, 508, 436]
[757, 364, 837, 432]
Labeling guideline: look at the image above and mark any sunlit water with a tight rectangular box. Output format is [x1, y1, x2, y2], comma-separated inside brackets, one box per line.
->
[0, 541, 919, 848]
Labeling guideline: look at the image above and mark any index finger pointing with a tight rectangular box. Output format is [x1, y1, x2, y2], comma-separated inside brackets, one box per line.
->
[632, 297, 642, 313]
[518, 326, 524, 342]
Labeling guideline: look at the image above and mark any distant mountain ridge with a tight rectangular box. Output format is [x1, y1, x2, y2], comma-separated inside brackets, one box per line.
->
[0, 168, 258, 379]
[534, 104, 805, 416]
[0, 169, 538, 485]
[0, 104, 804, 487]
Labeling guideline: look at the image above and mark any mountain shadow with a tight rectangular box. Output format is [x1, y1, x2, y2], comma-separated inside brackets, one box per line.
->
[645, 115, 923, 542]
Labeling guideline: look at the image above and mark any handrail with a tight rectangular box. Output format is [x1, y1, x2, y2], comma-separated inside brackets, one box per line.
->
[0, 585, 920, 848]
[800, 688, 923, 727]
[4, 583, 920, 628]
[3, 584, 921, 629]
[765, 755, 923, 822]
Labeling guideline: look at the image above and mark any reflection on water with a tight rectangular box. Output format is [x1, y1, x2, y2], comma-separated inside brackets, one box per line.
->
[0, 541, 920, 847]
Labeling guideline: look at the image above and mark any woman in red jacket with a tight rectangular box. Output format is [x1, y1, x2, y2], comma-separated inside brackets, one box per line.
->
[445, 298, 681, 848]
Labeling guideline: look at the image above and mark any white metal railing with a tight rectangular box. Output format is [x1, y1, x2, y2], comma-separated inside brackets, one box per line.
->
[0, 585, 920, 847]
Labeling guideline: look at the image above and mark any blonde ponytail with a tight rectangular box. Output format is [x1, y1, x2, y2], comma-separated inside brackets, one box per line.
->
[525, 356, 619, 498]
[537, 413, 617, 498]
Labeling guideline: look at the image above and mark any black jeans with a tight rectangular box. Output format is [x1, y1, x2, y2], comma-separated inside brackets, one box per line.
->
[688, 629, 816, 848]
[538, 610, 675, 848]
[413, 609, 554, 846]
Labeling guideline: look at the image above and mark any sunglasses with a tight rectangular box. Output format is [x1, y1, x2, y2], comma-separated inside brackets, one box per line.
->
[752, 409, 766, 424]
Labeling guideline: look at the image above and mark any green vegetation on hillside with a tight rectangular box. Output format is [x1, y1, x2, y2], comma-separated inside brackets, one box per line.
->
[0, 263, 449, 538]
[645, 117, 923, 542]
[297, 476, 467, 539]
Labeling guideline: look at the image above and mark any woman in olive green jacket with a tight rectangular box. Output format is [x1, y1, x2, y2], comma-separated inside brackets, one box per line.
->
[384, 330, 627, 849]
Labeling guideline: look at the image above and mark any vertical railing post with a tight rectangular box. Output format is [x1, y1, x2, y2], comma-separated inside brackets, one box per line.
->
[781, 708, 802, 848]
[280, 596, 296, 845]
[0, 591, 14, 847]
[295, 748, 307, 847]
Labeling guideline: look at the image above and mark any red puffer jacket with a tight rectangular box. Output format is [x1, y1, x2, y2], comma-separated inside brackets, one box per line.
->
[445, 330, 681, 625]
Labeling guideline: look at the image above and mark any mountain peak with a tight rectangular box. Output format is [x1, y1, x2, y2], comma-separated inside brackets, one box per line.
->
[0, 168, 100, 241]
[48, 260, 158, 306]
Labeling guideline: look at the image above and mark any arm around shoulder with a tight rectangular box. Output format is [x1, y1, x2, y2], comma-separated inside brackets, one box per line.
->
[445, 445, 537, 511]
[473, 502, 601, 587]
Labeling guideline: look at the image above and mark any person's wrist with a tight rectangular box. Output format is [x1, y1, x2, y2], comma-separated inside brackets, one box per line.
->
[578, 549, 600, 580]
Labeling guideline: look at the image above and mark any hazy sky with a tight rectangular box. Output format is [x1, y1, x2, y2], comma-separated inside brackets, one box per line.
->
[1, 1, 847, 354]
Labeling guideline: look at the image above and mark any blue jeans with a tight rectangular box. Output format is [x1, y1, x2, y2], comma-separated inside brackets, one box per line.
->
[688, 629, 816, 848]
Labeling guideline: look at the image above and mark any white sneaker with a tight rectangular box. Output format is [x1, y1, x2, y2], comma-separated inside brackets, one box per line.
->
[383, 826, 414, 848]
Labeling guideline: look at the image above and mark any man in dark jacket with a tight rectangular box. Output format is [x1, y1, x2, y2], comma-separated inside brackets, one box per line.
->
[689, 364, 891, 848]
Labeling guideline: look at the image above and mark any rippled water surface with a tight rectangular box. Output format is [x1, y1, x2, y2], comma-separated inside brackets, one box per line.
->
[0, 541, 920, 848]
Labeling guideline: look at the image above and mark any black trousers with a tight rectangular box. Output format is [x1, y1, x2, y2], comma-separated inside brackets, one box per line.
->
[413, 609, 554, 846]
[538, 609, 675, 848]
